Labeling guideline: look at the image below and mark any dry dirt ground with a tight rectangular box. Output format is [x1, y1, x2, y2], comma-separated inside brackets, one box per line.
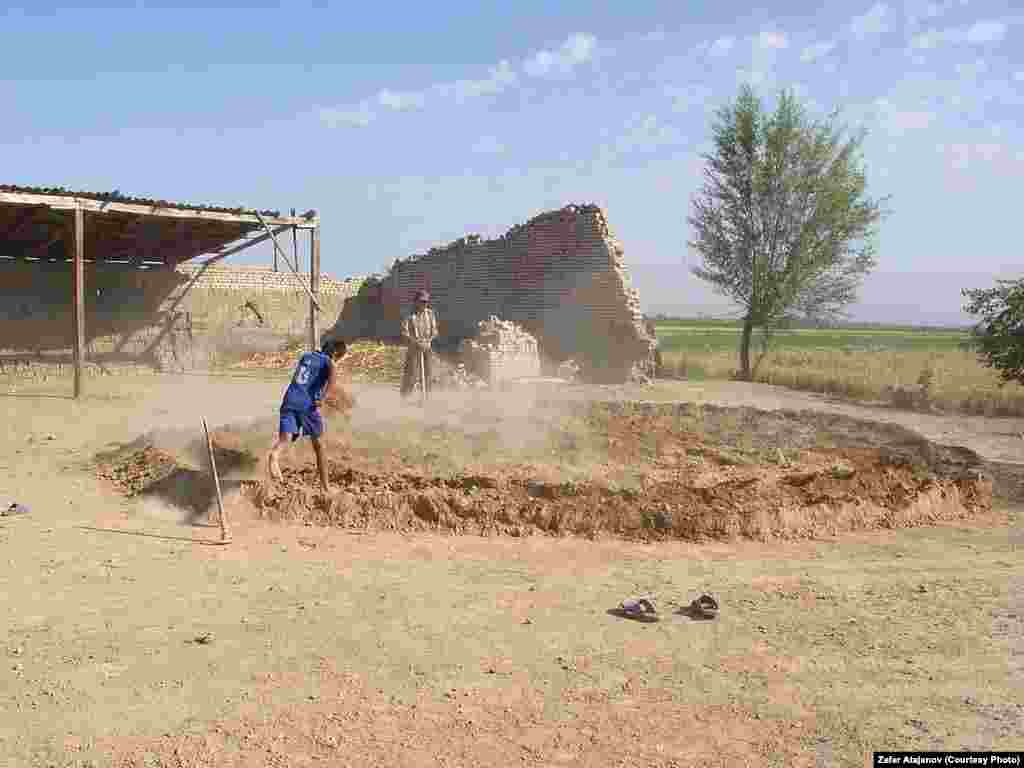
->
[1, 373, 1022, 767]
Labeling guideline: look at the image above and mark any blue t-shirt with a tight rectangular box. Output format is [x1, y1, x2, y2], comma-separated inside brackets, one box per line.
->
[282, 351, 332, 411]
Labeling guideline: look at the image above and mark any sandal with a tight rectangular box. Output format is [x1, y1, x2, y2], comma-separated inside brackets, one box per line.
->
[687, 594, 719, 620]
[616, 596, 659, 622]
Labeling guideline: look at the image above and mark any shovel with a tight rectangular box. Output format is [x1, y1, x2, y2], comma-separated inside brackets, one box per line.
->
[419, 348, 428, 406]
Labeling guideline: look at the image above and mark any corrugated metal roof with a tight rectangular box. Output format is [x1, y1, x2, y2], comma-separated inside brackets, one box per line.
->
[0, 183, 283, 218]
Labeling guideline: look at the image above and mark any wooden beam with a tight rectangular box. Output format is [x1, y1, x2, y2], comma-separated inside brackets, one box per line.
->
[292, 210, 301, 274]
[73, 205, 86, 399]
[253, 211, 322, 312]
[0, 192, 319, 228]
[309, 225, 321, 350]
[165, 236, 247, 264]
[191, 225, 292, 267]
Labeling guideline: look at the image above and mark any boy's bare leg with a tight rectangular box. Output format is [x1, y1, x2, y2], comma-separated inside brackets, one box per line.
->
[311, 437, 331, 493]
[267, 432, 288, 481]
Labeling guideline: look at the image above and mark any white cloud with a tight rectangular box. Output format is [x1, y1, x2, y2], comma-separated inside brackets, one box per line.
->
[470, 135, 505, 155]
[732, 29, 787, 89]
[911, 19, 1008, 48]
[319, 104, 375, 128]
[938, 141, 1006, 171]
[757, 30, 789, 50]
[438, 60, 518, 104]
[1015, 71, 1024, 82]
[523, 33, 597, 78]
[708, 36, 736, 57]
[965, 20, 1006, 43]
[377, 88, 427, 111]
[888, 109, 935, 135]
[800, 40, 836, 62]
[909, 29, 946, 48]
[318, 34, 593, 128]
[905, 0, 958, 30]
[643, 25, 667, 43]
[850, 3, 890, 41]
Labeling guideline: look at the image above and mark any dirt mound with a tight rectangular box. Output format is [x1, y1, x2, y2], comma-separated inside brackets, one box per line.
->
[242, 446, 991, 541]
[95, 430, 261, 519]
[96, 445, 179, 495]
[96, 399, 995, 542]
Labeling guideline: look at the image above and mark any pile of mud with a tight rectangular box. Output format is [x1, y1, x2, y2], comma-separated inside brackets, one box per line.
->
[94, 431, 262, 519]
[96, 400, 996, 542]
[243, 447, 991, 541]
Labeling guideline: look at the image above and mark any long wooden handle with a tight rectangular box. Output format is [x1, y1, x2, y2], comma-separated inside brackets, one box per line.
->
[420, 350, 427, 404]
[202, 418, 231, 544]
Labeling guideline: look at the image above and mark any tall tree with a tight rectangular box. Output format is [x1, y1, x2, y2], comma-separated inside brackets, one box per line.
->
[689, 85, 888, 379]
[962, 279, 1024, 385]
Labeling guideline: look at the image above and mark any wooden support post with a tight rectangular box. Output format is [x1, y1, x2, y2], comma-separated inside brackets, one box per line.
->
[72, 205, 86, 399]
[253, 211, 322, 310]
[292, 210, 300, 275]
[309, 225, 320, 351]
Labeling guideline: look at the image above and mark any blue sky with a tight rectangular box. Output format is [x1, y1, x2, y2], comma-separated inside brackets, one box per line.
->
[4, 0, 1022, 324]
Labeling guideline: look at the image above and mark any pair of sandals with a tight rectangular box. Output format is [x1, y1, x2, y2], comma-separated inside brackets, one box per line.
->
[2, 502, 30, 517]
[618, 594, 719, 622]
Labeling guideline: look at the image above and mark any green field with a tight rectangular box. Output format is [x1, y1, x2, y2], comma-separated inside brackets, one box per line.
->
[654, 320, 969, 356]
[652, 319, 1024, 416]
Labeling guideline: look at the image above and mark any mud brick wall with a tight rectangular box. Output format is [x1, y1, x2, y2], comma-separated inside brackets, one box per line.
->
[459, 317, 541, 384]
[0, 259, 185, 358]
[174, 264, 363, 297]
[0, 260, 358, 371]
[328, 204, 655, 384]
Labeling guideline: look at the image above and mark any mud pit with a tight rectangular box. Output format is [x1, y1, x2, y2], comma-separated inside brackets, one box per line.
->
[95, 394, 995, 542]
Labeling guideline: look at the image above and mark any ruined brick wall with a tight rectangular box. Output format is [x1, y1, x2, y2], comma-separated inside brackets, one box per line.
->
[0, 261, 357, 371]
[328, 205, 654, 384]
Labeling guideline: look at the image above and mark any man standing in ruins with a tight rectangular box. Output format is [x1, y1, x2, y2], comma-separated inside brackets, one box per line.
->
[400, 290, 438, 399]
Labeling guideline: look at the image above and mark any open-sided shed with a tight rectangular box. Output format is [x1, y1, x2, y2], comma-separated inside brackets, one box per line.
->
[0, 184, 322, 397]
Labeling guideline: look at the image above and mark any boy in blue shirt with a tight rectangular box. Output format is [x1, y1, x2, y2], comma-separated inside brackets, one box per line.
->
[267, 339, 347, 493]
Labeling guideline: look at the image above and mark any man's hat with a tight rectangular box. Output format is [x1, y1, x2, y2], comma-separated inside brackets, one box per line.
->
[414, 290, 430, 303]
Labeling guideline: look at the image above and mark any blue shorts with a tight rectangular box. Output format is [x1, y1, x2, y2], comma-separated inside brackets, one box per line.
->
[279, 407, 324, 441]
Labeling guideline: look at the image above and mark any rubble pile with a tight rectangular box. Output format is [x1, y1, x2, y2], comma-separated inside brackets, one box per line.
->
[458, 316, 541, 385]
[556, 359, 581, 382]
[441, 361, 489, 390]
